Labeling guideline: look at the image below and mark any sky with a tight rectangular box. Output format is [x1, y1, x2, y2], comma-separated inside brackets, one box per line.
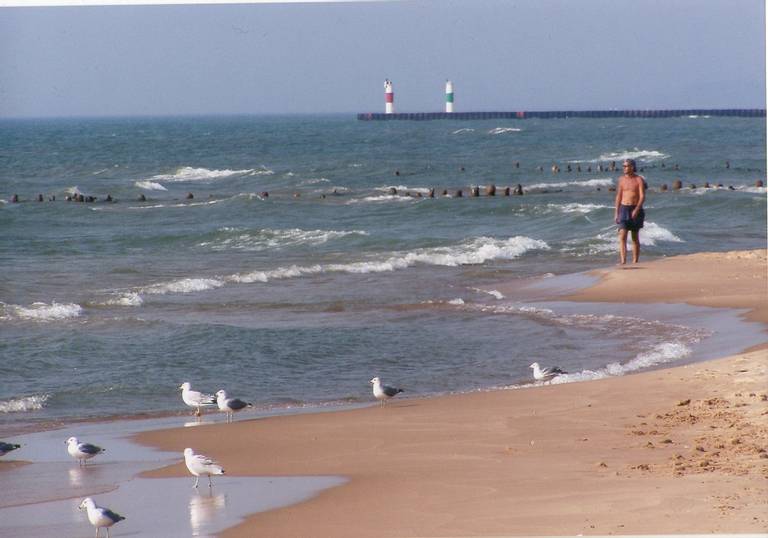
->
[0, 0, 765, 117]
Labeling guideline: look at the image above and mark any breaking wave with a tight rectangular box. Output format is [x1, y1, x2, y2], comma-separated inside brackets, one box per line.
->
[0, 394, 50, 414]
[199, 227, 369, 251]
[134, 180, 168, 191]
[2, 302, 83, 322]
[150, 166, 264, 182]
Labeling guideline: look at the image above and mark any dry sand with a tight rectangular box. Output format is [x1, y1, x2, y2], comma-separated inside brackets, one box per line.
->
[136, 249, 768, 537]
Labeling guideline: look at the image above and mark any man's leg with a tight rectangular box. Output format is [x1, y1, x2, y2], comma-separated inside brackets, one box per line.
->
[630, 229, 640, 263]
[618, 229, 628, 264]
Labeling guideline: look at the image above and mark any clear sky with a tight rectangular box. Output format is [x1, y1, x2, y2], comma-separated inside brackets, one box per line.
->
[0, 0, 765, 117]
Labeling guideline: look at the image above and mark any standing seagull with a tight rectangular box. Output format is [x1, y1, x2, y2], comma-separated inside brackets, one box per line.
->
[369, 376, 404, 406]
[179, 382, 217, 417]
[215, 389, 253, 423]
[0, 441, 21, 457]
[66, 437, 105, 466]
[529, 362, 567, 381]
[184, 448, 225, 488]
[78, 497, 125, 538]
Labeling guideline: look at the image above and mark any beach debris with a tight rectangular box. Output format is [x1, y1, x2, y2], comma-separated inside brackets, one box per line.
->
[78, 497, 125, 538]
[597, 461, 608, 468]
[677, 399, 691, 406]
[179, 382, 217, 417]
[183, 448, 225, 489]
[529, 362, 567, 381]
[0, 441, 21, 456]
[215, 389, 253, 423]
[66, 437, 105, 466]
[370, 376, 404, 406]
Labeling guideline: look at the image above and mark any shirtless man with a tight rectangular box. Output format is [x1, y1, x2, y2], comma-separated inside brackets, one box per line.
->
[614, 159, 646, 264]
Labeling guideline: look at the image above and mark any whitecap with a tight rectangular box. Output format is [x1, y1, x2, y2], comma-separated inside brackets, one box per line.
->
[452, 128, 475, 134]
[471, 287, 505, 300]
[598, 149, 669, 162]
[526, 178, 614, 190]
[376, 185, 433, 194]
[103, 293, 143, 307]
[141, 278, 224, 295]
[200, 228, 369, 251]
[546, 202, 611, 214]
[346, 195, 418, 204]
[447, 298, 465, 305]
[11, 302, 83, 322]
[0, 394, 50, 414]
[228, 236, 548, 283]
[488, 127, 522, 135]
[134, 180, 168, 191]
[150, 166, 257, 182]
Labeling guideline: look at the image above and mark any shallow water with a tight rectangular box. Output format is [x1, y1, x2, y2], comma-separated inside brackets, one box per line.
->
[0, 415, 345, 537]
[1, 115, 765, 434]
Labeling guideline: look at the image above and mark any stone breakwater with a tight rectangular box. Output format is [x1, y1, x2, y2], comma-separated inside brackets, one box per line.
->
[358, 109, 766, 120]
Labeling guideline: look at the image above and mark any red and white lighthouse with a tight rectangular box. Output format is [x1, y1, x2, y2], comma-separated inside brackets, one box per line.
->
[384, 79, 394, 114]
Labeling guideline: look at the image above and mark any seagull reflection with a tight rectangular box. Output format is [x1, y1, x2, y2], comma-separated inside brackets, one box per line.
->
[189, 491, 227, 535]
[183, 420, 209, 428]
[68, 467, 85, 488]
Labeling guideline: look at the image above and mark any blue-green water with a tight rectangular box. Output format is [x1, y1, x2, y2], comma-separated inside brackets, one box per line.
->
[1, 114, 765, 433]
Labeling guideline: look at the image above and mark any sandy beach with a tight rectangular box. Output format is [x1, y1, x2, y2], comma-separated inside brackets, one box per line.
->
[134, 249, 768, 537]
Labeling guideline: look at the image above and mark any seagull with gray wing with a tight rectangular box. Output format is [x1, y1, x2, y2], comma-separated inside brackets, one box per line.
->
[370, 376, 404, 406]
[78, 497, 125, 538]
[66, 436, 105, 466]
[529, 361, 567, 381]
[215, 389, 253, 423]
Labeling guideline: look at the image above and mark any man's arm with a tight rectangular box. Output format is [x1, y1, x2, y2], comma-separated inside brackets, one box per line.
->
[614, 177, 623, 223]
[632, 176, 646, 218]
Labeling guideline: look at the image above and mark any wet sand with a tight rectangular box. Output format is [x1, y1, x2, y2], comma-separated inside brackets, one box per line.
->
[133, 249, 768, 537]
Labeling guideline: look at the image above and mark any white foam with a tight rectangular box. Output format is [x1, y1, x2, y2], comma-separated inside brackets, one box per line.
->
[10, 302, 83, 322]
[546, 202, 611, 214]
[150, 167, 258, 182]
[566, 221, 683, 256]
[0, 394, 50, 414]
[376, 185, 433, 194]
[639, 222, 683, 245]
[104, 293, 144, 307]
[199, 228, 368, 251]
[142, 278, 224, 295]
[134, 180, 168, 191]
[598, 149, 669, 162]
[471, 288, 505, 300]
[230, 236, 549, 283]
[447, 298, 465, 305]
[551, 342, 692, 384]
[488, 127, 522, 134]
[346, 195, 418, 204]
[452, 128, 475, 134]
[526, 178, 614, 190]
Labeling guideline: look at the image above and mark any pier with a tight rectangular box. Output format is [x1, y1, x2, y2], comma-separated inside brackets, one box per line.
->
[357, 109, 766, 121]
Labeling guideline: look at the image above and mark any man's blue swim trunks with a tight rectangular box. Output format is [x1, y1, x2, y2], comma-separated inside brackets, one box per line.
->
[617, 204, 645, 231]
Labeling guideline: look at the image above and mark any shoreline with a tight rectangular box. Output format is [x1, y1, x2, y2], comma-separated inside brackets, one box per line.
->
[135, 249, 767, 537]
[2, 249, 765, 536]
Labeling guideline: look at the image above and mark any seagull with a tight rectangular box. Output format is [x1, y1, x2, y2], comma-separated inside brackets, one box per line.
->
[369, 376, 404, 406]
[78, 497, 125, 538]
[179, 382, 217, 417]
[0, 441, 21, 457]
[529, 362, 567, 381]
[66, 437, 105, 466]
[184, 447, 225, 488]
[215, 389, 253, 423]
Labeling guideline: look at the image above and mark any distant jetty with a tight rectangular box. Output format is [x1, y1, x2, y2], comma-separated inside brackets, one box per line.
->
[357, 109, 765, 121]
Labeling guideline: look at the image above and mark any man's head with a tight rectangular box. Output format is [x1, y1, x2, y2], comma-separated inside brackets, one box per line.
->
[623, 159, 637, 174]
